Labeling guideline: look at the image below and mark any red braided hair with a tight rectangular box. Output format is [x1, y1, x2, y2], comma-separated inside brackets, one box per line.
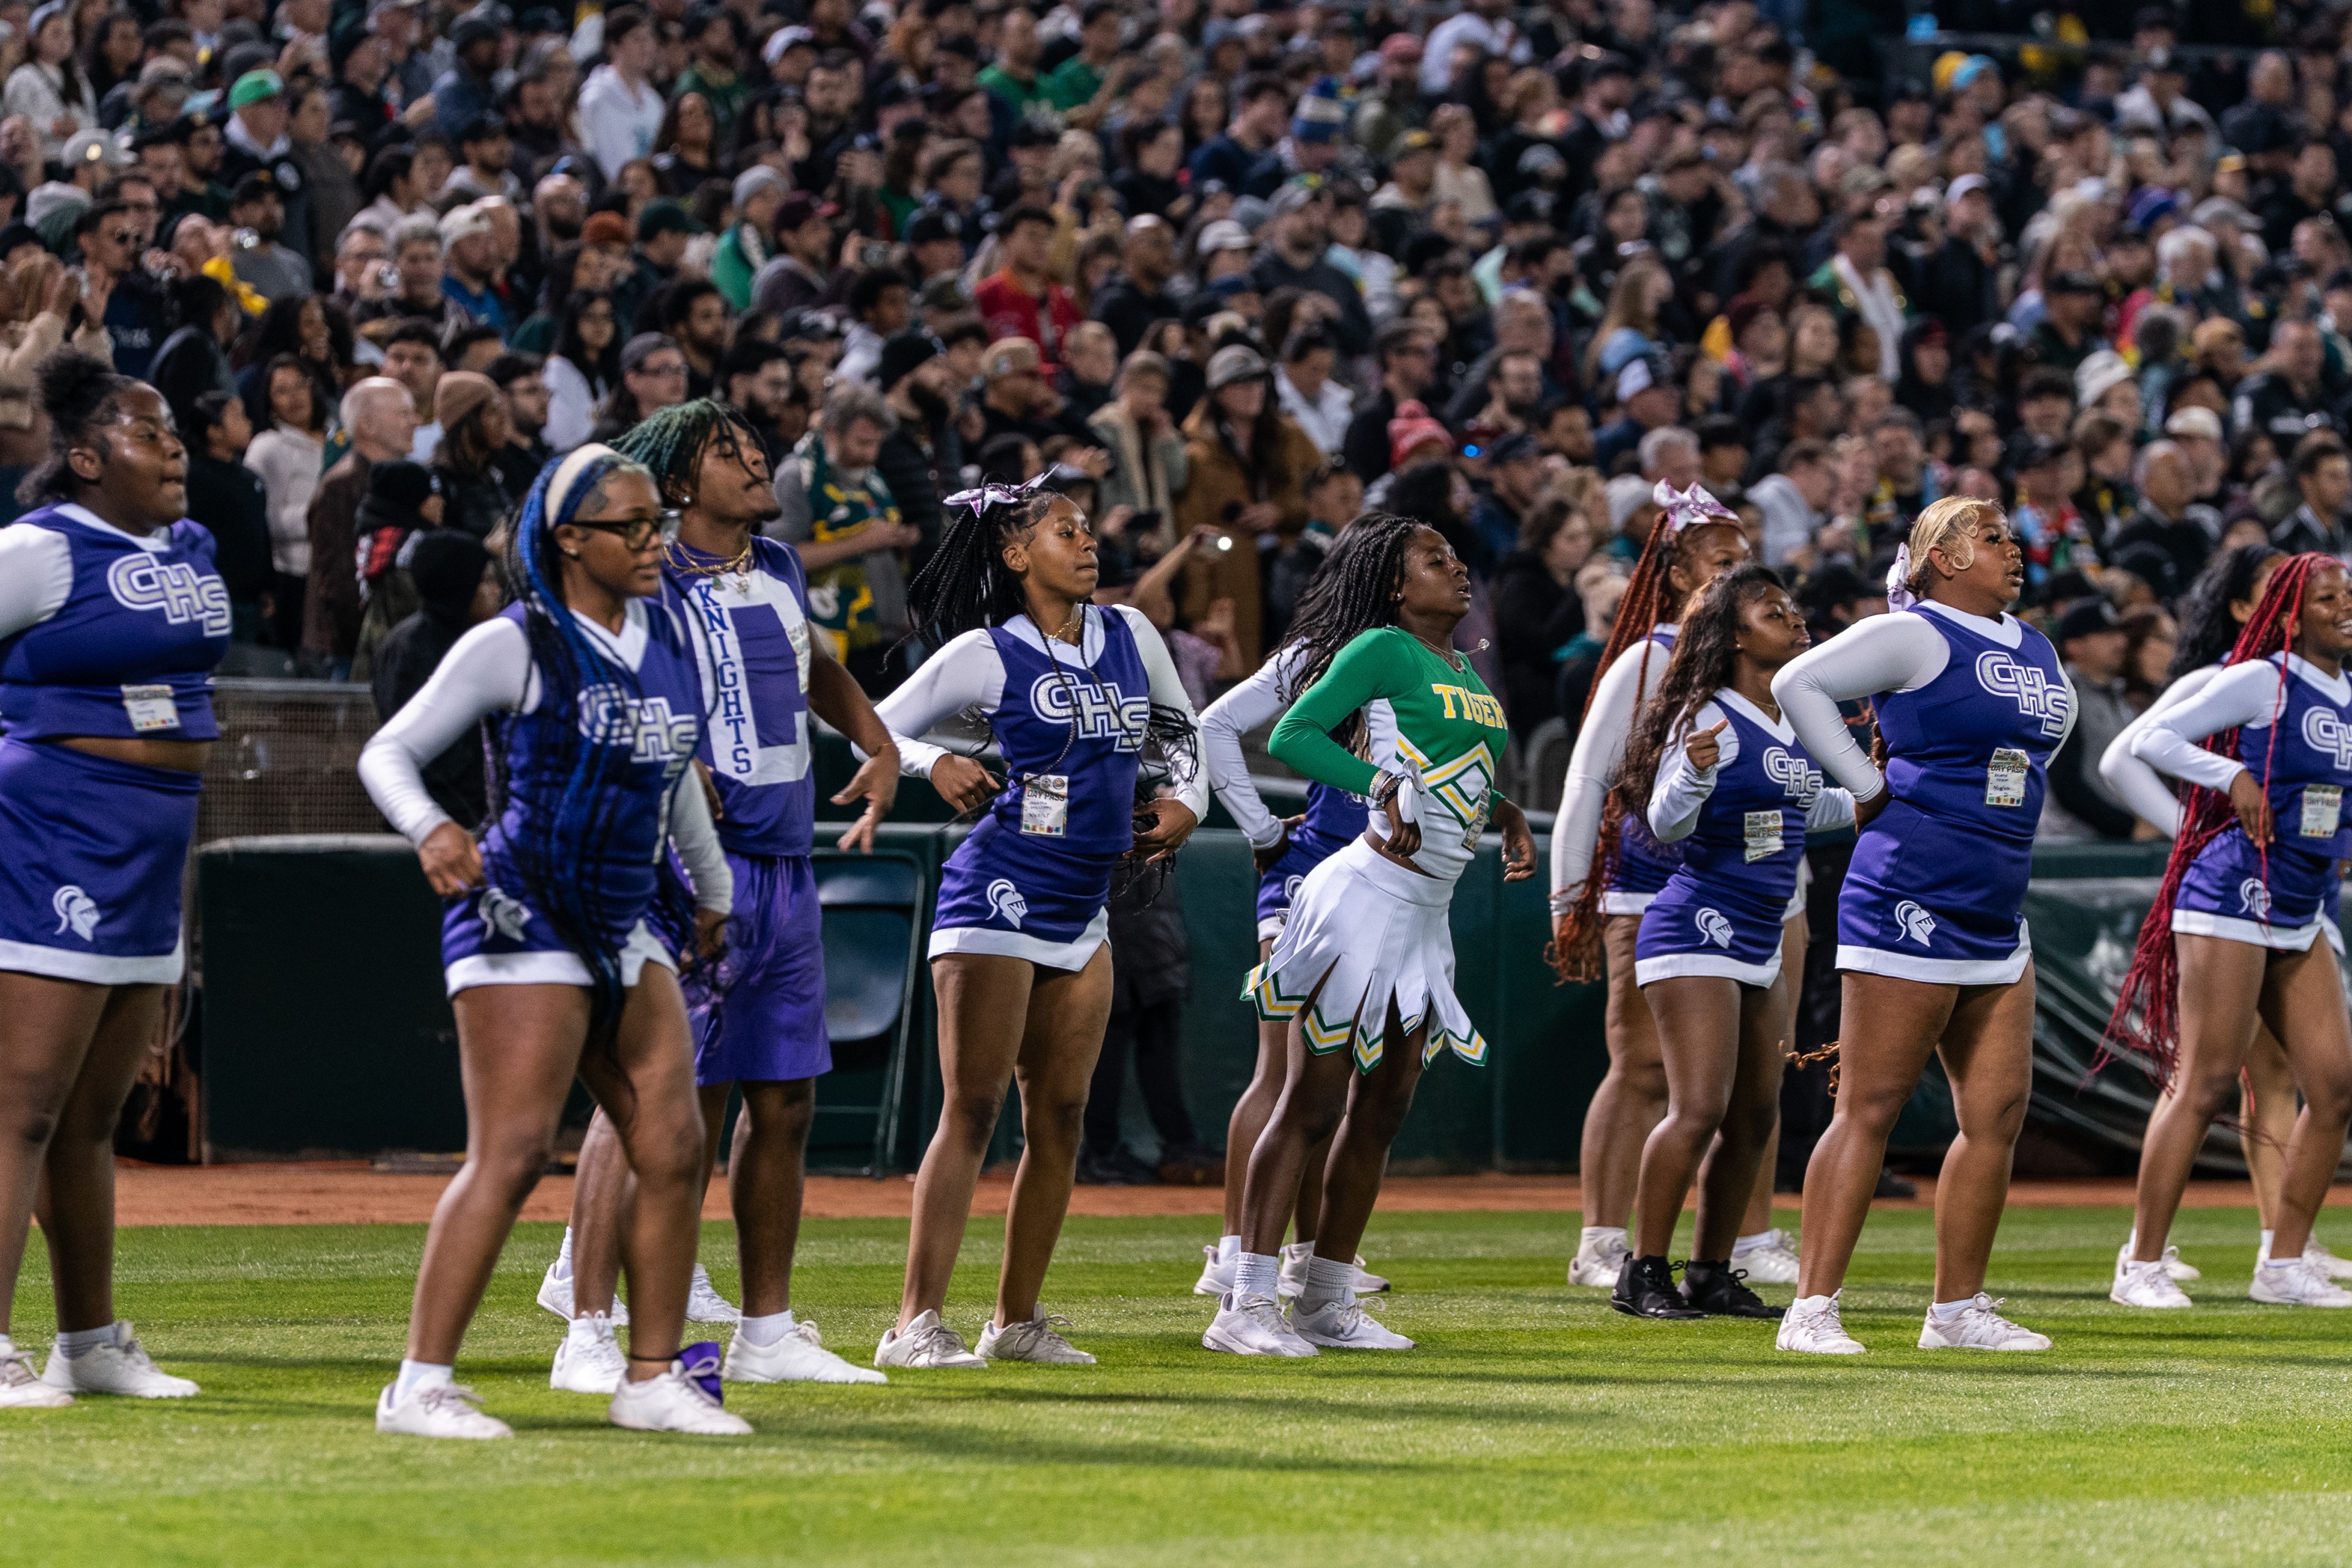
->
[2099, 552, 2331, 1084]
[1545, 511, 1742, 981]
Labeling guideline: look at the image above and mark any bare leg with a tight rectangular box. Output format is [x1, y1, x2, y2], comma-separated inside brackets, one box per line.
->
[1309, 1009, 1425, 1268]
[2241, 1025, 2295, 1234]
[1222, 939, 1287, 1237]
[1238, 981, 1354, 1257]
[37, 985, 166, 1332]
[731, 1080, 815, 1319]
[1794, 972, 1954, 1298]
[0, 973, 112, 1339]
[2133, 936, 2267, 1264]
[2253, 945, 2352, 1261]
[996, 949, 1115, 1327]
[1633, 977, 1742, 1259]
[1578, 915, 1666, 1234]
[1745, 910, 1807, 1237]
[896, 953, 1034, 1332]
[568, 1110, 630, 1318]
[1926, 971, 2037, 1301]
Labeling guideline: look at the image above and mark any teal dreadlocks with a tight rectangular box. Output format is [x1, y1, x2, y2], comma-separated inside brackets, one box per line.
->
[610, 398, 765, 505]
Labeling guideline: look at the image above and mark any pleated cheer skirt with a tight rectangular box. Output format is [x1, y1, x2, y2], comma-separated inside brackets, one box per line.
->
[1242, 836, 1486, 1073]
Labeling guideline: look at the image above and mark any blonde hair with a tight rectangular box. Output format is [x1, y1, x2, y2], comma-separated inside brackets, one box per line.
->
[1905, 496, 2005, 597]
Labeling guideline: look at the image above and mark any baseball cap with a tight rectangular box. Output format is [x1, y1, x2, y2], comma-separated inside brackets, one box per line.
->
[61, 128, 125, 170]
[2054, 598, 2122, 643]
[919, 275, 970, 313]
[1616, 354, 1667, 401]
[904, 206, 962, 247]
[440, 200, 496, 244]
[1195, 218, 1251, 256]
[773, 190, 836, 233]
[732, 165, 786, 209]
[2165, 406, 2223, 441]
[2075, 349, 2133, 405]
[619, 333, 681, 373]
[227, 69, 283, 110]
[983, 337, 1042, 380]
[637, 200, 703, 240]
[1487, 430, 1540, 466]
[229, 170, 281, 206]
[1945, 172, 1990, 205]
[1206, 344, 1269, 390]
[1268, 181, 1320, 217]
[763, 23, 815, 67]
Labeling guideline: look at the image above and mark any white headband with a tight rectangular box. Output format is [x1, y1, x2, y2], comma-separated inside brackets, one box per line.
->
[1886, 542, 1916, 612]
[544, 442, 624, 523]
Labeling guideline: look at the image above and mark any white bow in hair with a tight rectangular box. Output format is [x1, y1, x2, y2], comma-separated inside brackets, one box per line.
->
[1651, 480, 1739, 534]
[1885, 543, 1916, 612]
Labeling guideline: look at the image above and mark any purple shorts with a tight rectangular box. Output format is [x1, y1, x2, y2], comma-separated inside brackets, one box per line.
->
[693, 851, 830, 1086]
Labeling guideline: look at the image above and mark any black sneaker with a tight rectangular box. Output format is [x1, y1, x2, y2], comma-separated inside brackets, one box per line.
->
[1611, 1256, 1704, 1319]
[1681, 1260, 1785, 1319]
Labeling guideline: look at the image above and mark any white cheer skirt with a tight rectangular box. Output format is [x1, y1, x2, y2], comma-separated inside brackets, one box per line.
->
[1242, 837, 1487, 1073]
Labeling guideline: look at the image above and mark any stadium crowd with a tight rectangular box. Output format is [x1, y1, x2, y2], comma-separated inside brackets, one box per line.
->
[4, 1, 2350, 871]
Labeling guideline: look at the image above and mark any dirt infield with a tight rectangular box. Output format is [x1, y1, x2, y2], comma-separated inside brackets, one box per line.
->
[108, 1161, 2295, 1227]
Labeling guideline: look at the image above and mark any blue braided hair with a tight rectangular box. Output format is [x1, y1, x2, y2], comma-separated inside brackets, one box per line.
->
[497, 442, 695, 1059]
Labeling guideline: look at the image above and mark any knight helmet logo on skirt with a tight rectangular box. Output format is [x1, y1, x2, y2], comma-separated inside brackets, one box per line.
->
[1695, 908, 1734, 949]
[986, 878, 1028, 930]
[1894, 899, 1937, 946]
[51, 884, 99, 941]
[2239, 878, 2272, 919]
[478, 886, 532, 942]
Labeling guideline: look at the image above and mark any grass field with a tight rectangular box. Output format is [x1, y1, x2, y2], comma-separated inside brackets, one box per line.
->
[9, 1205, 2352, 1566]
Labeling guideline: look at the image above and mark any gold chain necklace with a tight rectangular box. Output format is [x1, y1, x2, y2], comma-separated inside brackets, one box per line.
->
[663, 535, 754, 586]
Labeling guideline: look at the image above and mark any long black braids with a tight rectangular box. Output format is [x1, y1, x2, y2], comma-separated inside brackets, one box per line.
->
[611, 397, 765, 511]
[1614, 564, 1787, 820]
[1276, 511, 1428, 752]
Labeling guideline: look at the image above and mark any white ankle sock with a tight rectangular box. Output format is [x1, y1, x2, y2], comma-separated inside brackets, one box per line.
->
[1791, 1293, 1834, 1313]
[1732, 1230, 1775, 1253]
[395, 1359, 453, 1403]
[1216, 1235, 1241, 1262]
[566, 1311, 613, 1344]
[738, 1310, 795, 1348]
[1929, 1297, 1975, 1320]
[1301, 1253, 1356, 1311]
[1579, 1226, 1626, 1251]
[2261, 1227, 2277, 1260]
[56, 1322, 119, 1357]
[1233, 1251, 1281, 1300]
[554, 1227, 575, 1278]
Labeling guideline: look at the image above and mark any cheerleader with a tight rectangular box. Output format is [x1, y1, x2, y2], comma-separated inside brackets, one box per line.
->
[1771, 498, 2068, 1354]
[1610, 563, 1854, 1319]
[1192, 529, 1399, 1305]
[2103, 552, 2352, 1309]
[0, 354, 217, 1409]
[2096, 545, 2335, 1298]
[1206, 514, 1538, 1357]
[540, 402, 901, 1390]
[360, 444, 750, 1437]
[866, 478, 1206, 1368]
[1551, 486, 1752, 1287]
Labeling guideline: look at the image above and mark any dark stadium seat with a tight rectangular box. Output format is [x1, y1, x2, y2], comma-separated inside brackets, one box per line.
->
[811, 850, 928, 1176]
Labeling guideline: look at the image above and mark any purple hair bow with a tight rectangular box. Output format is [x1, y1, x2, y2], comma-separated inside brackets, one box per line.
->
[944, 470, 1053, 514]
[1651, 480, 1738, 534]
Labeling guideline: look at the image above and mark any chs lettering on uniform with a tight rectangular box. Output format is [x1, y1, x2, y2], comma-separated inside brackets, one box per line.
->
[1761, 745, 1823, 803]
[1029, 673, 1148, 748]
[107, 554, 232, 638]
[1973, 650, 2070, 737]
[2302, 706, 2352, 770]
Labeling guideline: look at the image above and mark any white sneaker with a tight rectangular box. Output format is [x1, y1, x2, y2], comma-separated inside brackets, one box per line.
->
[1349, 1257, 1391, 1294]
[686, 1264, 739, 1324]
[1193, 1245, 1236, 1297]
[2250, 1257, 2352, 1306]
[1568, 1232, 1630, 1288]
[873, 1309, 988, 1369]
[2305, 1240, 2352, 1281]
[375, 1381, 511, 1439]
[1918, 1294, 2052, 1350]
[1775, 1294, 1866, 1355]
[550, 1313, 626, 1393]
[978, 1314, 1097, 1364]
[39, 1324, 198, 1398]
[607, 1355, 752, 1436]
[1290, 1296, 1413, 1350]
[1731, 1229, 1801, 1285]
[2115, 1238, 2199, 1283]
[0, 1343, 71, 1409]
[2110, 1257, 2193, 1309]
[537, 1262, 627, 1325]
[1277, 1241, 1314, 1300]
[724, 1319, 887, 1384]
[1201, 1291, 1318, 1357]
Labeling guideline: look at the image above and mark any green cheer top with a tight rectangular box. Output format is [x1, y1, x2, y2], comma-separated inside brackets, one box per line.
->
[1269, 627, 1510, 886]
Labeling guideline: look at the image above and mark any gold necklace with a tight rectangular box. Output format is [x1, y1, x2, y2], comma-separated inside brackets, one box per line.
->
[664, 535, 754, 586]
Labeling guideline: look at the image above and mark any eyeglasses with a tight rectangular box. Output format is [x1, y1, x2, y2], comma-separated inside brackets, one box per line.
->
[105, 231, 137, 246]
[640, 361, 689, 378]
[572, 515, 664, 550]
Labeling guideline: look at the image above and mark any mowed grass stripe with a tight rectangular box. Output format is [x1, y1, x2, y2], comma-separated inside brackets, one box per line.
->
[4, 1207, 2350, 1566]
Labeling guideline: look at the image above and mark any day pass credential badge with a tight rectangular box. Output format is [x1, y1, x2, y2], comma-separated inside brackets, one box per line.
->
[2302, 783, 2342, 839]
[1021, 774, 1069, 836]
[1743, 809, 1784, 862]
[121, 684, 178, 733]
[1985, 747, 2029, 808]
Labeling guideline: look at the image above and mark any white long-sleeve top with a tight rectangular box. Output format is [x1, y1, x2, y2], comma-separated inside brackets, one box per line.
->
[0, 504, 178, 636]
[1646, 690, 1858, 842]
[243, 425, 324, 577]
[1771, 601, 2078, 803]
[864, 603, 1212, 823]
[2100, 664, 2216, 836]
[357, 602, 732, 913]
[1200, 642, 1396, 848]
[2127, 654, 2348, 795]
[1549, 627, 1673, 913]
[542, 355, 604, 454]
[577, 64, 665, 180]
